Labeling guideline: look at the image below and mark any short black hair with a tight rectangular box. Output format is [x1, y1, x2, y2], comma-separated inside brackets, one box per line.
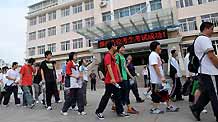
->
[107, 41, 115, 50]
[12, 62, 18, 67]
[171, 50, 176, 55]
[69, 52, 76, 60]
[44, 50, 52, 57]
[79, 59, 84, 67]
[150, 41, 160, 51]
[28, 58, 35, 65]
[200, 22, 213, 32]
[117, 44, 125, 52]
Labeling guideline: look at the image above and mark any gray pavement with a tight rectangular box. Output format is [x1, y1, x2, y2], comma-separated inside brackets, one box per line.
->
[0, 88, 216, 122]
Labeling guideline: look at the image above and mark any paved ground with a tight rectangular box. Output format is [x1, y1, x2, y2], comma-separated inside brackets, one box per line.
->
[0, 88, 216, 122]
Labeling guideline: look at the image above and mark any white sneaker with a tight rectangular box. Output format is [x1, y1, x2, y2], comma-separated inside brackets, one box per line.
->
[74, 106, 79, 111]
[61, 111, 68, 116]
[36, 101, 39, 104]
[47, 106, 52, 110]
[202, 109, 208, 113]
[78, 111, 87, 115]
[57, 100, 62, 103]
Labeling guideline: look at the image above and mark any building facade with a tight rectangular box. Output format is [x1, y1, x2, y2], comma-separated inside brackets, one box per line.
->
[25, 0, 218, 74]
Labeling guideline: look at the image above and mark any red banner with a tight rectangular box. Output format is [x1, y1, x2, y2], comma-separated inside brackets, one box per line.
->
[98, 30, 168, 48]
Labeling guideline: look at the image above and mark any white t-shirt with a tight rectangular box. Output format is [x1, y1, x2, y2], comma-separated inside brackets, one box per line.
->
[148, 51, 164, 84]
[79, 65, 88, 82]
[170, 57, 182, 77]
[5, 69, 20, 86]
[0, 73, 3, 81]
[194, 35, 218, 75]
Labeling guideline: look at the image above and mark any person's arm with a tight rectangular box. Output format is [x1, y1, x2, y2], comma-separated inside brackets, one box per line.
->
[208, 50, 218, 68]
[125, 65, 134, 79]
[153, 64, 165, 83]
[107, 64, 116, 84]
[41, 69, 45, 82]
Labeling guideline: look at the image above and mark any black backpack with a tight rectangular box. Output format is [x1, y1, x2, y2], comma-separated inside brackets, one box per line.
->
[188, 36, 206, 73]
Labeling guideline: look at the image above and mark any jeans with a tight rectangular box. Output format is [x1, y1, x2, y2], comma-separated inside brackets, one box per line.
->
[21, 86, 34, 106]
[3, 85, 20, 105]
[62, 88, 84, 112]
[191, 74, 218, 118]
[96, 83, 124, 114]
[33, 83, 41, 101]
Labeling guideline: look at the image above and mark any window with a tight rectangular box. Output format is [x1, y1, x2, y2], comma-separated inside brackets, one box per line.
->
[37, 45, 45, 55]
[176, 0, 193, 8]
[73, 20, 83, 30]
[61, 23, 70, 34]
[30, 17, 37, 26]
[114, 2, 147, 19]
[72, 3, 82, 14]
[73, 38, 83, 49]
[61, 7, 70, 17]
[86, 39, 93, 47]
[48, 11, 56, 21]
[179, 17, 197, 32]
[61, 41, 70, 51]
[198, 0, 218, 4]
[85, 17, 94, 28]
[212, 40, 218, 55]
[150, 0, 162, 11]
[29, 32, 36, 41]
[85, 0, 94, 10]
[48, 26, 56, 36]
[28, 47, 35, 56]
[38, 29, 46, 39]
[201, 13, 218, 27]
[47, 43, 56, 52]
[38, 14, 46, 24]
[102, 12, 111, 22]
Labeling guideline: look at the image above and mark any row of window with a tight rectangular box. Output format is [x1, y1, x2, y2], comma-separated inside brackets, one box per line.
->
[29, 17, 94, 41]
[29, 0, 94, 26]
[176, 0, 218, 8]
[179, 12, 218, 32]
[28, 39, 92, 56]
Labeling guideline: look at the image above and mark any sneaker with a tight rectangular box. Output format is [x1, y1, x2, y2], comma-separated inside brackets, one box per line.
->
[78, 111, 87, 115]
[111, 105, 116, 111]
[3, 105, 9, 108]
[127, 107, 139, 114]
[117, 112, 130, 117]
[150, 108, 164, 114]
[73, 106, 79, 111]
[166, 106, 179, 112]
[189, 105, 201, 121]
[56, 100, 62, 103]
[41, 100, 46, 105]
[96, 113, 104, 120]
[202, 109, 207, 113]
[36, 101, 39, 104]
[47, 106, 52, 110]
[61, 111, 68, 116]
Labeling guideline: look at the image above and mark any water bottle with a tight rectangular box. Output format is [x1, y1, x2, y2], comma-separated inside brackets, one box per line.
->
[114, 83, 121, 89]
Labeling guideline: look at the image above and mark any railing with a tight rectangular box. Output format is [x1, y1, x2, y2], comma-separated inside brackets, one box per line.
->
[202, 17, 218, 27]
[179, 21, 197, 32]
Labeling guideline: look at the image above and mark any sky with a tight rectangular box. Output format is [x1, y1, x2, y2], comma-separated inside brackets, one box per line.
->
[0, 0, 43, 65]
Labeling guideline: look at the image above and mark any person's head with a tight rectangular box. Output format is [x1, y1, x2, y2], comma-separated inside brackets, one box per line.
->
[171, 49, 178, 57]
[127, 55, 132, 62]
[69, 52, 77, 61]
[2, 66, 9, 74]
[44, 50, 52, 60]
[12, 62, 18, 69]
[117, 44, 125, 55]
[79, 59, 87, 67]
[200, 22, 214, 37]
[107, 41, 117, 53]
[150, 41, 161, 54]
[27, 58, 35, 65]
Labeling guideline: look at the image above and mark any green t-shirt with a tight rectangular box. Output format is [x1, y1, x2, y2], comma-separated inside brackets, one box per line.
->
[116, 54, 127, 80]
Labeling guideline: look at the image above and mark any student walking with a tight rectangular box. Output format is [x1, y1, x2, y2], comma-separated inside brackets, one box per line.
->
[90, 70, 97, 91]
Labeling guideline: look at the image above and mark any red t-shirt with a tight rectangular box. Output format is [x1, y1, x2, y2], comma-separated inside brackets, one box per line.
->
[20, 64, 34, 86]
[66, 61, 75, 76]
[104, 52, 120, 84]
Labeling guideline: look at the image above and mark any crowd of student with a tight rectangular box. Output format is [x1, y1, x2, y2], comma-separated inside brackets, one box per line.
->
[0, 22, 218, 122]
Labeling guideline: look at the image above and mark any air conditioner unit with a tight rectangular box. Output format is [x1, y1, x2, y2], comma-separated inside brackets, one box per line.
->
[99, 1, 107, 8]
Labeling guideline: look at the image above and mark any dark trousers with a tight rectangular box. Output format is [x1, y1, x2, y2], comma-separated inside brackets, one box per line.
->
[170, 77, 182, 100]
[3, 85, 20, 105]
[91, 79, 96, 91]
[0, 91, 6, 104]
[144, 75, 148, 87]
[45, 81, 60, 107]
[130, 81, 141, 101]
[83, 82, 87, 105]
[21, 86, 33, 106]
[191, 74, 218, 118]
[96, 83, 124, 114]
[120, 80, 130, 105]
[62, 88, 84, 112]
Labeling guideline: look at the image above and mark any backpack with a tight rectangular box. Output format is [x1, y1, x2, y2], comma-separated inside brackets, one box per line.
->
[188, 36, 206, 73]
